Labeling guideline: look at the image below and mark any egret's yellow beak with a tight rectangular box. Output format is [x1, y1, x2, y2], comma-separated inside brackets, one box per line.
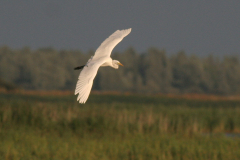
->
[118, 62, 124, 66]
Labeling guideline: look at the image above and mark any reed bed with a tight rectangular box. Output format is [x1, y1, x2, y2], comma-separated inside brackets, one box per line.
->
[0, 93, 240, 159]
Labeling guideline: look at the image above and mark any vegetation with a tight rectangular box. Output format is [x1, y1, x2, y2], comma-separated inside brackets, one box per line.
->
[1, 46, 240, 95]
[0, 78, 17, 91]
[0, 92, 240, 159]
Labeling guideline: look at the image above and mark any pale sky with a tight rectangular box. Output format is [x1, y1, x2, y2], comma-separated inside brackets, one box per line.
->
[0, 1, 240, 56]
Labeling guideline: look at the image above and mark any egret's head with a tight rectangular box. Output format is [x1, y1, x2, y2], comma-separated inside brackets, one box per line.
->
[112, 60, 124, 69]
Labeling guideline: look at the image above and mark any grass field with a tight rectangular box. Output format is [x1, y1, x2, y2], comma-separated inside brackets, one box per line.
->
[0, 92, 240, 160]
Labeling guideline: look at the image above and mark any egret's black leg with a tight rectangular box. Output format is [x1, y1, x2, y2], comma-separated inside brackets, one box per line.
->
[74, 65, 85, 70]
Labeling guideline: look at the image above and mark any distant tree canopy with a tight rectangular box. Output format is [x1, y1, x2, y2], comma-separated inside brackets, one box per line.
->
[0, 77, 17, 91]
[0, 46, 240, 95]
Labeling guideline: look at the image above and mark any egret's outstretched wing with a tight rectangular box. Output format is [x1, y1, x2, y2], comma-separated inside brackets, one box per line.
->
[93, 28, 131, 59]
[74, 59, 103, 103]
[75, 28, 131, 103]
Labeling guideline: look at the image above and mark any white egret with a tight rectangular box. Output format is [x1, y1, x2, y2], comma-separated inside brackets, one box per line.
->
[74, 28, 132, 103]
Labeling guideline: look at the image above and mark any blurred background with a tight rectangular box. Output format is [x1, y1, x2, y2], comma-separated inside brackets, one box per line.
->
[1, 1, 240, 159]
[0, 1, 240, 94]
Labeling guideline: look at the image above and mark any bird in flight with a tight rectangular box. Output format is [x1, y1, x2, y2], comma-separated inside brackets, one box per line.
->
[74, 28, 132, 103]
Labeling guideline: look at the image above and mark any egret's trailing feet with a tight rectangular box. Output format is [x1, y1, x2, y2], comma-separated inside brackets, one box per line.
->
[74, 65, 85, 70]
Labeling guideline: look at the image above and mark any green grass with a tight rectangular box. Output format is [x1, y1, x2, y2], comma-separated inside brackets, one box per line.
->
[0, 93, 240, 159]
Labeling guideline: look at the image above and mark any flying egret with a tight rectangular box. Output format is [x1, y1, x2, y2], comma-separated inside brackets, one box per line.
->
[74, 28, 132, 103]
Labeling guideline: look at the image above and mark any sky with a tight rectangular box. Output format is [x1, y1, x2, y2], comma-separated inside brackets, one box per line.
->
[0, 1, 240, 56]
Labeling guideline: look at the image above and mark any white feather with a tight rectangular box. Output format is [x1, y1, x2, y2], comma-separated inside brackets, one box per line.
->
[75, 28, 132, 104]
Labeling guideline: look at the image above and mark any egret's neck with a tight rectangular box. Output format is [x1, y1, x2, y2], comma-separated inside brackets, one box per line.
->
[100, 59, 119, 69]
[100, 58, 113, 67]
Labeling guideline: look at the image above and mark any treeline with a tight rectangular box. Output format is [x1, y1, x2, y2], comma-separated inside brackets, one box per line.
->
[0, 46, 240, 95]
